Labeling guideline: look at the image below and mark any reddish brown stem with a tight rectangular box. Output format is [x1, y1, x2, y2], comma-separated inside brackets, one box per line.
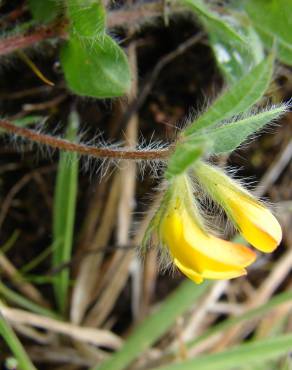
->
[0, 3, 167, 57]
[0, 24, 62, 56]
[0, 4, 27, 25]
[0, 119, 171, 160]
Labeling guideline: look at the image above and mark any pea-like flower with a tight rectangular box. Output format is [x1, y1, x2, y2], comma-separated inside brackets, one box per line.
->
[158, 175, 256, 284]
[194, 162, 282, 253]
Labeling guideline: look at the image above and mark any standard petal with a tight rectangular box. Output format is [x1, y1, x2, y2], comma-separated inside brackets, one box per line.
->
[195, 162, 282, 254]
[219, 186, 282, 252]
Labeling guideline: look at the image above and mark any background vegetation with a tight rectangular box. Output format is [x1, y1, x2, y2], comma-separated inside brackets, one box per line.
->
[0, 0, 291, 369]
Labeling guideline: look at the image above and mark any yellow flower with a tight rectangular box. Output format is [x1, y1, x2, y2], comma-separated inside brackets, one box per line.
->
[195, 162, 282, 253]
[215, 184, 282, 253]
[160, 197, 256, 284]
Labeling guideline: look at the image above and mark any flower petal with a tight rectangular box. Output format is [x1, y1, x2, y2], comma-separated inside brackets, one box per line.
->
[161, 205, 256, 284]
[181, 209, 256, 268]
[174, 258, 203, 284]
[174, 257, 247, 283]
[194, 162, 282, 254]
[219, 186, 282, 252]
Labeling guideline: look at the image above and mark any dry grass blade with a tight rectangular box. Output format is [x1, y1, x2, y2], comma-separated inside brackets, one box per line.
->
[254, 301, 292, 339]
[70, 173, 121, 324]
[209, 247, 292, 352]
[140, 248, 158, 318]
[84, 250, 135, 327]
[84, 193, 163, 327]
[28, 346, 96, 367]
[11, 323, 54, 344]
[117, 41, 140, 322]
[254, 139, 292, 197]
[180, 281, 228, 344]
[0, 252, 49, 307]
[84, 44, 140, 328]
[1, 306, 123, 349]
[251, 248, 292, 304]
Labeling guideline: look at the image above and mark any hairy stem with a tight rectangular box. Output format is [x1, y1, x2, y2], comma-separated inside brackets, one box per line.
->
[0, 24, 63, 56]
[0, 119, 171, 160]
[0, 2, 173, 57]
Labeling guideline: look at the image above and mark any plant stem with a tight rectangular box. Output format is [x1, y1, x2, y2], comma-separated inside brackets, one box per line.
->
[0, 2, 170, 57]
[0, 119, 172, 161]
[0, 23, 62, 56]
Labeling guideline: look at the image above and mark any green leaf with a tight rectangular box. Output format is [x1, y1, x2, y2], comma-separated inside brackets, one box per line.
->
[207, 14, 264, 83]
[181, 0, 256, 83]
[28, 0, 60, 22]
[0, 311, 37, 370]
[153, 333, 292, 370]
[184, 55, 274, 135]
[245, 0, 292, 66]
[196, 103, 288, 154]
[60, 35, 131, 98]
[93, 280, 211, 370]
[166, 137, 208, 178]
[182, 0, 246, 44]
[52, 111, 79, 315]
[67, 0, 106, 38]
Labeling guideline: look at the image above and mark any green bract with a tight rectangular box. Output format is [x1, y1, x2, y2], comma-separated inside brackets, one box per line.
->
[165, 137, 209, 178]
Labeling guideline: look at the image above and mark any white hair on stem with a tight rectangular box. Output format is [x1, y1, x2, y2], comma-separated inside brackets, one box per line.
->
[2, 119, 169, 181]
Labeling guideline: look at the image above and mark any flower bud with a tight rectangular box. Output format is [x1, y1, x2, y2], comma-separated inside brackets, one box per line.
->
[195, 162, 282, 253]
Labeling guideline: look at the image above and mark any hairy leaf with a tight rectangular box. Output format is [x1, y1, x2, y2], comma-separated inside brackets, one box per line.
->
[184, 55, 274, 135]
[182, 0, 245, 44]
[181, 0, 259, 82]
[67, 0, 106, 38]
[245, 0, 292, 66]
[60, 35, 131, 98]
[196, 104, 288, 154]
[208, 15, 264, 83]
